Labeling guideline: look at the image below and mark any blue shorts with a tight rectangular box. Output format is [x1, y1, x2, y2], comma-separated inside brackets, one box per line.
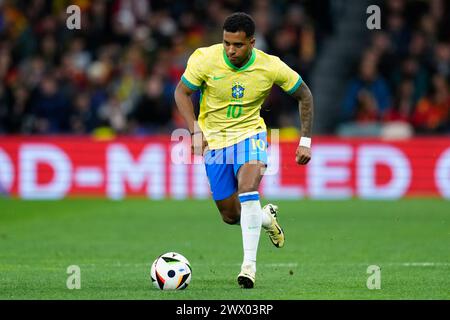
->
[204, 132, 268, 201]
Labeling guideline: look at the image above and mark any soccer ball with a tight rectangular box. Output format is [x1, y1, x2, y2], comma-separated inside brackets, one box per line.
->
[150, 252, 192, 290]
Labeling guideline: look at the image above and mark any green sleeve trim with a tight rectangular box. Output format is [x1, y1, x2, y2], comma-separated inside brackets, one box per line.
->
[181, 75, 200, 91]
[286, 76, 303, 95]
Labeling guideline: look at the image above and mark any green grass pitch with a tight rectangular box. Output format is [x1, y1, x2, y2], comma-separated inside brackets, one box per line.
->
[0, 198, 448, 299]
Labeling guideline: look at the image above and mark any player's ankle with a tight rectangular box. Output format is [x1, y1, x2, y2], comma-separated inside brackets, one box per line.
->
[242, 261, 256, 272]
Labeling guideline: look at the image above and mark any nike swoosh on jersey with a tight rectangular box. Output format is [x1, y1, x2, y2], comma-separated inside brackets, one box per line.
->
[212, 75, 226, 80]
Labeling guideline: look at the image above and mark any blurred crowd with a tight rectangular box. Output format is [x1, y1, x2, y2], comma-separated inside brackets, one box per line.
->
[0, 0, 333, 136]
[339, 0, 450, 137]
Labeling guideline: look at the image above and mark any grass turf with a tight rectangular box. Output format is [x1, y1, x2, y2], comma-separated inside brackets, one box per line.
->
[0, 198, 448, 300]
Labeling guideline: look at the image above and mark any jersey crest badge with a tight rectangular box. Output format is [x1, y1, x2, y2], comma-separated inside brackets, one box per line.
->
[231, 82, 245, 99]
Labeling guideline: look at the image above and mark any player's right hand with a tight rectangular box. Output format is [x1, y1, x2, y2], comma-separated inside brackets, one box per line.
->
[191, 131, 208, 155]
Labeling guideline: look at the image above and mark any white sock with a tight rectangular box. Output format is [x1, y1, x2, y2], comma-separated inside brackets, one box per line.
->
[238, 191, 262, 271]
[261, 205, 272, 229]
[234, 209, 270, 228]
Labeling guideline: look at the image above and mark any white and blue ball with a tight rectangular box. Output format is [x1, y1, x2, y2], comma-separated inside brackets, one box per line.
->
[150, 252, 192, 290]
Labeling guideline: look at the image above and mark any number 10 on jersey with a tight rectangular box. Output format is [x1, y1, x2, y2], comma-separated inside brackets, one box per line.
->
[227, 105, 242, 118]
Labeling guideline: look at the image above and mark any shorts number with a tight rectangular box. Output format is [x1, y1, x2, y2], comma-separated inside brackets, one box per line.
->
[227, 105, 242, 118]
[251, 139, 266, 151]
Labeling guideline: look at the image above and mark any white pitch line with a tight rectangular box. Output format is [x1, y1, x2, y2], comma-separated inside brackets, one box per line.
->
[222, 263, 298, 268]
[398, 262, 450, 267]
[266, 263, 298, 267]
[222, 262, 450, 268]
[354, 262, 450, 267]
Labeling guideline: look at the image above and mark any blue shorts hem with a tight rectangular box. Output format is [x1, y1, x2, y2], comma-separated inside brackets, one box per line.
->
[212, 188, 236, 201]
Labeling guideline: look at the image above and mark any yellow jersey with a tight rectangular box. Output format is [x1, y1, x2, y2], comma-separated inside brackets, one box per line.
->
[181, 44, 302, 149]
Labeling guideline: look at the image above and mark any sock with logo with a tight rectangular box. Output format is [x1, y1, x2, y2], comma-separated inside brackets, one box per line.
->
[238, 191, 263, 271]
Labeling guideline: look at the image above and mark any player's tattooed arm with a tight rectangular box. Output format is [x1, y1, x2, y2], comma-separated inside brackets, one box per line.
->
[291, 82, 314, 165]
[291, 82, 314, 139]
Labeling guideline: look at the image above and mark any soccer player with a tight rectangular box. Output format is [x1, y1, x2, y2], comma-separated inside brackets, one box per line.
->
[174, 12, 314, 288]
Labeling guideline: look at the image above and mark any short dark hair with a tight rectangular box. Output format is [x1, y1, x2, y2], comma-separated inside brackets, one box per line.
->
[223, 12, 255, 38]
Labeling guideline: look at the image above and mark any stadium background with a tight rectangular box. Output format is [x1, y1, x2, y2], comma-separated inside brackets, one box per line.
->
[0, 0, 449, 300]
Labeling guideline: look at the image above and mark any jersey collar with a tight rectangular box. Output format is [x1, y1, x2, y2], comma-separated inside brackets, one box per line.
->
[222, 49, 256, 71]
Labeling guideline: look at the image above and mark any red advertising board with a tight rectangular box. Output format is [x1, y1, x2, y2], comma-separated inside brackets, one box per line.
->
[0, 136, 449, 199]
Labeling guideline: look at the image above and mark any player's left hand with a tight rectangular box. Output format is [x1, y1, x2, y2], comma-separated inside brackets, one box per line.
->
[295, 146, 311, 165]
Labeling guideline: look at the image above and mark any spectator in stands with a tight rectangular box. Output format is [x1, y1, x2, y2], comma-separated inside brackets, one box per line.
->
[342, 51, 391, 123]
[70, 92, 96, 134]
[354, 90, 379, 123]
[383, 79, 415, 123]
[3, 85, 32, 134]
[432, 42, 450, 79]
[386, 12, 410, 58]
[98, 95, 127, 134]
[390, 56, 429, 104]
[30, 73, 70, 134]
[411, 74, 450, 134]
[128, 75, 174, 135]
[408, 31, 432, 69]
[369, 31, 396, 80]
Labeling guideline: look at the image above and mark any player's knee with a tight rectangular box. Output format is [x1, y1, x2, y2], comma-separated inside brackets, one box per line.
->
[220, 210, 240, 225]
[222, 216, 239, 225]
